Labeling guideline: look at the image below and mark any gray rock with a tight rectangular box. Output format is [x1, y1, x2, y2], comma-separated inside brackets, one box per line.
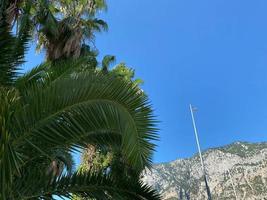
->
[142, 142, 267, 200]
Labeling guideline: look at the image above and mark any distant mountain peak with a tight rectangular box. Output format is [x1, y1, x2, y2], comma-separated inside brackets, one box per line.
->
[142, 141, 267, 200]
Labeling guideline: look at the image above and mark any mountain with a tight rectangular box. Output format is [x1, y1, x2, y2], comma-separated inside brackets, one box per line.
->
[142, 142, 267, 200]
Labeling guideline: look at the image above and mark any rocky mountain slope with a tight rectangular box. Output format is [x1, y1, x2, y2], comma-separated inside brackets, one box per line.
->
[142, 142, 267, 200]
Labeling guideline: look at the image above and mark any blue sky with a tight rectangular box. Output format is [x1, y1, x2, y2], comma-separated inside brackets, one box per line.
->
[25, 0, 267, 164]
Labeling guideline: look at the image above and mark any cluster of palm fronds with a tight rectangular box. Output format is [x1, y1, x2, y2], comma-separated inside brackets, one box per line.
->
[0, 0, 161, 199]
[3, 0, 108, 60]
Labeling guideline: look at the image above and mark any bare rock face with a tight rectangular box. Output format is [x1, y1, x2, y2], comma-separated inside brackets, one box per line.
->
[142, 142, 267, 200]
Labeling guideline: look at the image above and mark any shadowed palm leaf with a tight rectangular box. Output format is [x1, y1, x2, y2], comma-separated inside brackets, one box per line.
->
[13, 170, 161, 200]
[0, 3, 31, 86]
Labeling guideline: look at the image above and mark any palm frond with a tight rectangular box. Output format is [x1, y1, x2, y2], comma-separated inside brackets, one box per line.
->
[0, 19, 18, 85]
[13, 170, 161, 200]
[102, 55, 116, 73]
[84, 18, 108, 32]
[13, 62, 157, 172]
[0, 4, 31, 86]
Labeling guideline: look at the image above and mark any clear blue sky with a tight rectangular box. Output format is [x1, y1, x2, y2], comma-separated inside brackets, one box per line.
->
[25, 0, 267, 164]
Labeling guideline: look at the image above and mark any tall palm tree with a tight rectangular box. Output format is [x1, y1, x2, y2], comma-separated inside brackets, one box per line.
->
[0, 5, 160, 200]
[30, 0, 108, 61]
[3, 0, 107, 61]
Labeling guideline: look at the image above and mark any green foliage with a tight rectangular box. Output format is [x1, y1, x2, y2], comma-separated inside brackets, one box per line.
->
[13, 169, 161, 199]
[0, 1, 160, 199]
[102, 55, 116, 73]
[0, 2, 31, 86]
[78, 59, 145, 171]
[112, 62, 144, 85]
[19, 0, 108, 60]
[79, 145, 113, 173]
[74, 59, 147, 200]
[0, 55, 160, 199]
[99, 55, 144, 85]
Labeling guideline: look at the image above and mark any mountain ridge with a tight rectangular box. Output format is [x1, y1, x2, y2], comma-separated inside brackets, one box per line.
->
[154, 141, 267, 165]
[142, 141, 267, 200]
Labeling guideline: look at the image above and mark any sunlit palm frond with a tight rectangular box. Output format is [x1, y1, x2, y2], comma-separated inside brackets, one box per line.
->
[14, 68, 157, 172]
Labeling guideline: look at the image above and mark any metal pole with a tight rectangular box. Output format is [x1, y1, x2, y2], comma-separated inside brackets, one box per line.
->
[189, 104, 212, 200]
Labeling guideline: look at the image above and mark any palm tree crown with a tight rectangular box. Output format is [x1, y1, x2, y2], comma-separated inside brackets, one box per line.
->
[32, 0, 108, 60]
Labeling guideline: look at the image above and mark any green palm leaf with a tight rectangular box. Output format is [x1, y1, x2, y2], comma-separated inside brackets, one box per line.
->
[13, 61, 157, 172]
[0, 2, 31, 86]
[0, 56, 160, 198]
[13, 170, 161, 200]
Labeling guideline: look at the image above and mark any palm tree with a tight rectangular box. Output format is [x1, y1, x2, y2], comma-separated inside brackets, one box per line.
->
[3, 0, 107, 61]
[29, 0, 108, 61]
[0, 5, 161, 200]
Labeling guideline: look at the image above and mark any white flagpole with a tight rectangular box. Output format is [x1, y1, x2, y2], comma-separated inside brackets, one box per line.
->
[189, 104, 212, 200]
[190, 104, 205, 172]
